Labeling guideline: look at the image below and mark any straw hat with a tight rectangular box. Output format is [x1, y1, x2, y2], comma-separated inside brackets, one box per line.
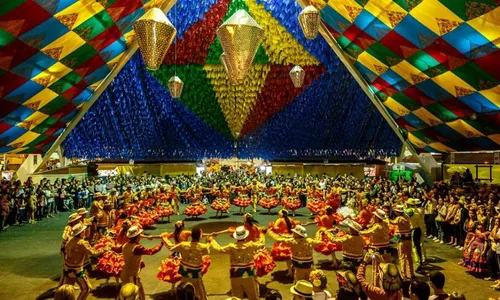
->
[290, 280, 314, 298]
[406, 198, 422, 206]
[336, 270, 362, 296]
[340, 219, 362, 232]
[291, 225, 308, 238]
[111, 188, 117, 192]
[393, 205, 405, 213]
[68, 213, 82, 224]
[104, 200, 112, 207]
[373, 209, 387, 220]
[126, 225, 144, 238]
[76, 208, 88, 215]
[126, 184, 132, 188]
[94, 193, 107, 199]
[379, 263, 403, 292]
[119, 283, 139, 300]
[71, 223, 87, 237]
[231, 226, 249, 241]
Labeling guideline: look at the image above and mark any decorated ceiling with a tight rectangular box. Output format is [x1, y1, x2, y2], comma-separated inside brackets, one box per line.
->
[0, 0, 164, 154]
[61, 0, 402, 160]
[318, 0, 500, 152]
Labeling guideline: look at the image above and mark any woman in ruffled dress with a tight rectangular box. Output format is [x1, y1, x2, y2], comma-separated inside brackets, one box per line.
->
[463, 221, 491, 276]
[258, 183, 280, 215]
[233, 182, 252, 215]
[183, 189, 208, 219]
[312, 206, 345, 268]
[306, 185, 325, 216]
[460, 208, 478, 266]
[268, 209, 301, 277]
[282, 183, 302, 217]
[210, 184, 231, 218]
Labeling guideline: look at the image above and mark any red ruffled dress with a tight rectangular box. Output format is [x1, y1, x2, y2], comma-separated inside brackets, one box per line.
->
[326, 192, 341, 212]
[283, 196, 301, 211]
[96, 237, 125, 277]
[157, 231, 211, 283]
[463, 232, 489, 274]
[156, 204, 175, 218]
[313, 214, 345, 255]
[259, 188, 280, 209]
[307, 197, 326, 214]
[269, 218, 299, 261]
[183, 201, 208, 217]
[135, 210, 157, 228]
[211, 192, 231, 212]
[233, 189, 252, 208]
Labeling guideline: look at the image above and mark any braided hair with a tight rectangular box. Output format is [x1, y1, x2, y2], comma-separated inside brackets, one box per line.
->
[173, 221, 185, 244]
[280, 209, 293, 233]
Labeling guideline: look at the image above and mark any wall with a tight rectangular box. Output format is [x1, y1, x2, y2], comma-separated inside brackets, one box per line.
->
[271, 163, 367, 177]
[443, 164, 500, 183]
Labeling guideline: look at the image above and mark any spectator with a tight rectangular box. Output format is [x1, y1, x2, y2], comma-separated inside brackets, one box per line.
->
[428, 271, 449, 300]
[290, 280, 314, 300]
[401, 278, 411, 300]
[264, 290, 282, 300]
[309, 270, 331, 300]
[335, 286, 358, 300]
[356, 253, 403, 300]
[119, 283, 139, 300]
[54, 284, 76, 300]
[1, 195, 10, 231]
[176, 282, 198, 300]
[409, 279, 430, 300]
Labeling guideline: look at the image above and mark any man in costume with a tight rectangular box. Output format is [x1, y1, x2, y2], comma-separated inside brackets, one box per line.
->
[356, 253, 403, 300]
[209, 226, 263, 300]
[359, 209, 390, 258]
[63, 223, 107, 300]
[166, 227, 210, 300]
[390, 204, 414, 278]
[120, 184, 136, 208]
[249, 179, 263, 213]
[407, 198, 424, 273]
[109, 188, 119, 209]
[57, 213, 83, 288]
[96, 200, 114, 240]
[267, 225, 322, 282]
[121, 226, 163, 300]
[325, 218, 365, 268]
[355, 199, 372, 228]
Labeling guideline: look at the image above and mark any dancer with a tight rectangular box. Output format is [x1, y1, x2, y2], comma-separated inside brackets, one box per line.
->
[183, 193, 208, 219]
[313, 206, 344, 268]
[63, 223, 107, 300]
[306, 185, 325, 216]
[326, 185, 341, 212]
[209, 226, 263, 300]
[267, 224, 321, 282]
[390, 205, 414, 279]
[96, 201, 114, 240]
[211, 185, 231, 218]
[282, 183, 302, 217]
[57, 213, 83, 288]
[120, 226, 163, 300]
[325, 219, 365, 268]
[268, 209, 301, 277]
[249, 179, 263, 213]
[164, 227, 211, 300]
[359, 209, 391, 263]
[407, 198, 424, 272]
[167, 183, 182, 215]
[463, 221, 490, 276]
[258, 183, 280, 215]
[355, 199, 372, 229]
[233, 183, 252, 215]
[460, 208, 478, 266]
[356, 252, 403, 300]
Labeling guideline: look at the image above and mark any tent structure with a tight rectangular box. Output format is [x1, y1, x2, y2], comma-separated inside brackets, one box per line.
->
[0, 0, 498, 160]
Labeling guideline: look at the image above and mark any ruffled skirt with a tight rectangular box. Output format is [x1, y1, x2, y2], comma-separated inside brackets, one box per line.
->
[211, 199, 231, 212]
[463, 240, 488, 274]
[307, 198, 325, 213]
[183, 203, 208, 217]
[254, 248, 276, 277]
[96, 251, 124, 276]
[259, 197, 280, 209]
[283, 197, 301, 210]
[270, 241, 292, 261]
[314, 229, 345, 255]
[157, 254, 211, 283]
[233, 197, 251, 208]
[156, 205, 174, 218]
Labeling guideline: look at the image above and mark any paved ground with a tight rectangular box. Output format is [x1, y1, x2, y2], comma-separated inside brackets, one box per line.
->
[0, 205, 499, 300]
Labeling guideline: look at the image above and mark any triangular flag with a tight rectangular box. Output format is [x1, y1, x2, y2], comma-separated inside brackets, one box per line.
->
[411, 73, 427, 84]
[25, 100, 41, 110]
[400, 45, 418, 58]
[387, 11, 406, 28]
[56, 13, 78, 30]
[42, 47, 63, 60]
[0, 20, 26, 37]
[20, 34, 45, 49]
[33, 75, 52, 87]
[0, 56, 13, 70]
[12, 66, 35, 79]
[374, 64, 388, 75]
[107, 7, 125, 22]
[455, 86, 475, 97]
[447, 55, 467, 70]
[344, 6, 363, 21]
[74, 26, 93, 40]
[417, 33, 436, 48]
[435, 18, 462, 35]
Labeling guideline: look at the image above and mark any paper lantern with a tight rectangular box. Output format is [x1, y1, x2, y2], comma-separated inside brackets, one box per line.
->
[289, 66, 305, 88]
[298, 6, 320, 40]
[133, 8, 177, 71]
[168, 76, 184, 99]
[216, 10, 264, 83]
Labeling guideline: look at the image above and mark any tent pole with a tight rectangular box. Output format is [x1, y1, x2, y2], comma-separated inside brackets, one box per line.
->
[35, 0, 178, 173]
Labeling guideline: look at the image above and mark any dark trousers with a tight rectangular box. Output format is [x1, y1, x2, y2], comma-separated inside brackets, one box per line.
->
[412, 228, 423, 267]
[425, 214, 436, 236]
[487, 248, 498, 279]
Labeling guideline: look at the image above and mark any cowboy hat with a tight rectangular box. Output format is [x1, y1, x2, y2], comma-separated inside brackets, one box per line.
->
[290, 280, 314, 298]
[379, 263, 403, 292]
[111, 188, 117, 192]
[68, 213, 82, 224]
[291, 225, 308, 238]
[336, 270, 362, 296]
[373, 209, 387, 220]
[94, 193, 107, 199]
[406, 198, 422, 206]
[126, 225, 144, 238]
[71, 223, 87, 237]
[231, 226, 249, 241]
[119, 283, 139, 300]
[393, 205, 405, 213]
[76, 208, 88, 215]
[340, 219, 362, 232]
[104, 200, 113, 207]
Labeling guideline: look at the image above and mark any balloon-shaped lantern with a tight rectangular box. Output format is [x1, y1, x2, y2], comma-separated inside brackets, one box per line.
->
[298, 6, 320, 40]
[168, 76, 184, 99]
[133, 8, 177, 71]
[289, 66, 305, 88]
[216, 10, 264, 83]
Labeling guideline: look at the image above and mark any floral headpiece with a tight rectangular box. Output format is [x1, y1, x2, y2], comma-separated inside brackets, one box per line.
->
[309, 270, 323, 287]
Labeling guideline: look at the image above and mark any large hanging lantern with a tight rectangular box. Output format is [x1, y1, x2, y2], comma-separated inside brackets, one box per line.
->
[133, 8, 177, 71]
[298, 6, 320, 40]
[168, 76, 183, 99]
[289, 66, 305, 88]
[216, 10, 264, 83]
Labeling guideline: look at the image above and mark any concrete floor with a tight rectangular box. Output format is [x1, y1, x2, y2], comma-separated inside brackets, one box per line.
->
[0, 205, 499, 300]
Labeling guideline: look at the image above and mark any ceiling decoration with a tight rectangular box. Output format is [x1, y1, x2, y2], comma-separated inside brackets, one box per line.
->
[0, 0, 165, 154]
[319, 0, 500, 152]
[62, 0, 402, 160]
